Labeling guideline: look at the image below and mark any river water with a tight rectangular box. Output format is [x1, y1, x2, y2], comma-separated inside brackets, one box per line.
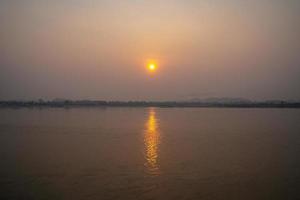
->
[0, 107, 299, 199]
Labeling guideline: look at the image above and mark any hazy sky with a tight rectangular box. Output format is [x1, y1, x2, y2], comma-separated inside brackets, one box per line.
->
[1, 0, 299, 101]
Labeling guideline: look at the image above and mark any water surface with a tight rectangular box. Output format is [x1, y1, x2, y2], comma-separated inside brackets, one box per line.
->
[0, 108, 299, 199]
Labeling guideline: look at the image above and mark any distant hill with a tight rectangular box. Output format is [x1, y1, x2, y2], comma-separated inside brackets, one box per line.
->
[188, 97, 252, 104]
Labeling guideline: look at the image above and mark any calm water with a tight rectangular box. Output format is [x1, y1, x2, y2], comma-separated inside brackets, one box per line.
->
[0, 107, 299, 200]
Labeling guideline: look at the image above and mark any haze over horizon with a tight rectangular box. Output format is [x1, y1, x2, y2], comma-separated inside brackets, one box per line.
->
[1, 0, 300, 101]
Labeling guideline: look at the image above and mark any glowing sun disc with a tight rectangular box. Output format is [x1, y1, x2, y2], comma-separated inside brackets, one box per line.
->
[149, 64, 156, 71]
[147, 62, 157, 73]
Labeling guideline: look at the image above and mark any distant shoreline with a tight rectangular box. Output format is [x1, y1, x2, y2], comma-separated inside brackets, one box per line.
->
[1, 101, 300, 108]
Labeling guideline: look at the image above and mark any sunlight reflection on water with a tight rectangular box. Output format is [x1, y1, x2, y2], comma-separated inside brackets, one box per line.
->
[144, 108, 161, 175]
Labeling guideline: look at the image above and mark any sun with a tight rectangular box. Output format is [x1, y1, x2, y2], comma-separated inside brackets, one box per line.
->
[148, 63, 156, 71]
[146, 61, 157, 73]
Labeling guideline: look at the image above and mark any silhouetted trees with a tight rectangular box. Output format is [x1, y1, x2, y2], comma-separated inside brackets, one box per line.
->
[0, 99, 299, 108]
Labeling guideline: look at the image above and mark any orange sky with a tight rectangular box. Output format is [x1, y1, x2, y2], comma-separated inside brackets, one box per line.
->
[0, 0, 300, 100]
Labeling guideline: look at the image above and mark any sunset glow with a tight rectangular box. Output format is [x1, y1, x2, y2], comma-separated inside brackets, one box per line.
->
[1, 0, 299, 100]
[0, 0, 299, 198]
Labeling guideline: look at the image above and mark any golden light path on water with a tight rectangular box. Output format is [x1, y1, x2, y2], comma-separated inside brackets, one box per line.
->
[144, 108, 161, 175]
